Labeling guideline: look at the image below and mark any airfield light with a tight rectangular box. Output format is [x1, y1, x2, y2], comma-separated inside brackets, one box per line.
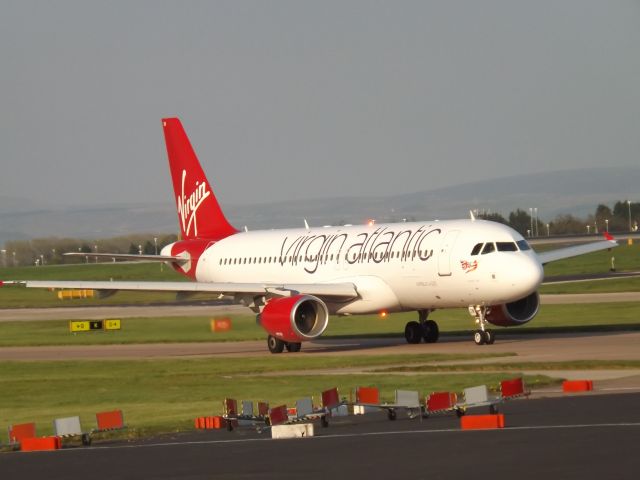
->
[586, 225, 591, 234]
[605, 219, 609, 233]
[368, 219, 376, 227]
[546, 224, 550, 237]
[379, 310, 388, 318]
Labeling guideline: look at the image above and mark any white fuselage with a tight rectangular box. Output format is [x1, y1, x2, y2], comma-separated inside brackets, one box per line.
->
[179, 219, 544, 315]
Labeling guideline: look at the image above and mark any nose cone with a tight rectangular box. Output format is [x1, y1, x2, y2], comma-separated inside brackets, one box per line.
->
[505, 253, 544, 298]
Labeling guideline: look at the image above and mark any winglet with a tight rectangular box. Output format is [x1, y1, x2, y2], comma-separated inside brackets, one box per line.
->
[604, 232, 615, 241]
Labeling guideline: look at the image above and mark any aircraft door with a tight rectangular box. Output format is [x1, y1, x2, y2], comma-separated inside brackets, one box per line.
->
[438, 230, 460, 276]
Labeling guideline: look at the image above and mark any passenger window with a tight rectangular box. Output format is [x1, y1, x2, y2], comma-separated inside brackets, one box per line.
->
[497, 242, 518, 252]
[481, 243, 495, 255]
[470, 243, 483, 256]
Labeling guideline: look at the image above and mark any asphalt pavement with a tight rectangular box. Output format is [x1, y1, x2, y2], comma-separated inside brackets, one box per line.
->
[2, 393, 639, 479]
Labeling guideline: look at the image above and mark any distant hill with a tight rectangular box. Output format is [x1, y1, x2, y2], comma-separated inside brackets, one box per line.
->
[1, 166, 638, 245]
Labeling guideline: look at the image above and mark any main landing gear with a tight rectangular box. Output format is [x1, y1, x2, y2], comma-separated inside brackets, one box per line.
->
[469, 305, 495, 346]
[404, 310, 440, 344]
[267, 335, 302, 354]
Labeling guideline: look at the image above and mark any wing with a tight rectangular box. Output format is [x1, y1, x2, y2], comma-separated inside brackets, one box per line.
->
[16, 280, 358, 301]
[63, 252, 185, 263]
[536, 234, 617, 265]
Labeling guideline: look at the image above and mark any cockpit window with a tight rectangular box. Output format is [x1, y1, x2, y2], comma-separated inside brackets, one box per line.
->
[481, 242, 495, 255]
[516, 239, 531, 251]
[496, 242, 518, 252]
[470, 243, 483, 256]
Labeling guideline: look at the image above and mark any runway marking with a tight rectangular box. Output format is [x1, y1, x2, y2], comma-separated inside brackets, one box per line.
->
[25, 422, 640, 455]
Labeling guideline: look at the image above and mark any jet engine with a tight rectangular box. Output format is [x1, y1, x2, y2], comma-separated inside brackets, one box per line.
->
[486, 292, 540, 327]
[258, 295, 329, 343]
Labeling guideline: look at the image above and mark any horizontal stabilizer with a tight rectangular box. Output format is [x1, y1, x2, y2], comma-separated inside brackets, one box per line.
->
[63, 252, 185, 263]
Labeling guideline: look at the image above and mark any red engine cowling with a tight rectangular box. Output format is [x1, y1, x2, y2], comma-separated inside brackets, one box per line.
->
[258, 295, 329, 343]
[486, 292, 540, 327]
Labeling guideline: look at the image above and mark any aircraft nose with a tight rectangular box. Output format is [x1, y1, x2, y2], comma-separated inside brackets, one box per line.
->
[507, 253, 544, 296]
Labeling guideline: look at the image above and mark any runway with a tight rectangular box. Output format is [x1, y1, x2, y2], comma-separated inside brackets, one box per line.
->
[2, 393, 639, 479]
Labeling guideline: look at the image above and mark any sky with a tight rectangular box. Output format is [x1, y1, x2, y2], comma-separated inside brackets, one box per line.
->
[1, 0, 639, 209]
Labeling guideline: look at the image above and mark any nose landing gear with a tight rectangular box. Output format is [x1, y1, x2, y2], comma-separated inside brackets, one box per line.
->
[469, 305, 495, 345]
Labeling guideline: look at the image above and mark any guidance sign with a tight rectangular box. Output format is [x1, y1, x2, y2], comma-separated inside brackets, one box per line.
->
[69, 319, 121, 333]
[69, 321, 91, 333]
[104, 319, 121, 330]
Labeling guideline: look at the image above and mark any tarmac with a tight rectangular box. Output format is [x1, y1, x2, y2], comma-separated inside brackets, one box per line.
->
[2, 393, 639, 479]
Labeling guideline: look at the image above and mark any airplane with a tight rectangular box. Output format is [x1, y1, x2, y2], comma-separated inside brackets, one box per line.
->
[6, 118, 619, 353]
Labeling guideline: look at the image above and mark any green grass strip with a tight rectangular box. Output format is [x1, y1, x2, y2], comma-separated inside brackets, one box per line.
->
[0, 357, 559, 439]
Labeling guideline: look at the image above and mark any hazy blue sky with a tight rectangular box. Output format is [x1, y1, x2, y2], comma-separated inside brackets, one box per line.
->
[1, 1, 639, 209]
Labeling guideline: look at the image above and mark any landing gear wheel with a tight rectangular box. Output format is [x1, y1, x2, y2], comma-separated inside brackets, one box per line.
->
[489, 404, 499, 414]
[484, 330, 495, 345]
[387, 409, 397, 421]
[404, 321, 423, 344]
[423, 320, 440, 343]
[474, 330, 486, 346]
[321, 416, 329, 428]
[286, 342, 302, 353]
[267, 335, 285, 354]
[455, 408, 466, 418]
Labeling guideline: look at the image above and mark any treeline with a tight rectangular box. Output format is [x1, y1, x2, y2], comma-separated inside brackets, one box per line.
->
[2, 200, 638, 267]
[1, 234, 178, 267]
[477, 200, 639, 237]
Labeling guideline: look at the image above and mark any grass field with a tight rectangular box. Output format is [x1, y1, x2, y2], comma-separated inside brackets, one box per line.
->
[1, 302, 639, 347]
[0, 355, 558, 438]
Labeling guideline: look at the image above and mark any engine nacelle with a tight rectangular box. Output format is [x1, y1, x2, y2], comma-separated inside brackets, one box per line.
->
[486, 291, 540, 327]
[258, 295, 329, 343]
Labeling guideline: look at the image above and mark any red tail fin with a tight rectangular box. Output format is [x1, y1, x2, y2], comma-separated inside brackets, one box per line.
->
[162, 118, 237, 241]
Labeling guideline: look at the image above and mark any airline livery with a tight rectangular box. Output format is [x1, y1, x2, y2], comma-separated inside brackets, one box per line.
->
[10, 118, 618, 353]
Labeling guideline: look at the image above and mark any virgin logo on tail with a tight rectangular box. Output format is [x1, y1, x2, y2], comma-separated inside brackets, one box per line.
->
[177, 169, 211, 237]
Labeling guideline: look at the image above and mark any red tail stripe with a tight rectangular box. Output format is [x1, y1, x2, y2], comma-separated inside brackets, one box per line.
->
[162, 118, 237, 241]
